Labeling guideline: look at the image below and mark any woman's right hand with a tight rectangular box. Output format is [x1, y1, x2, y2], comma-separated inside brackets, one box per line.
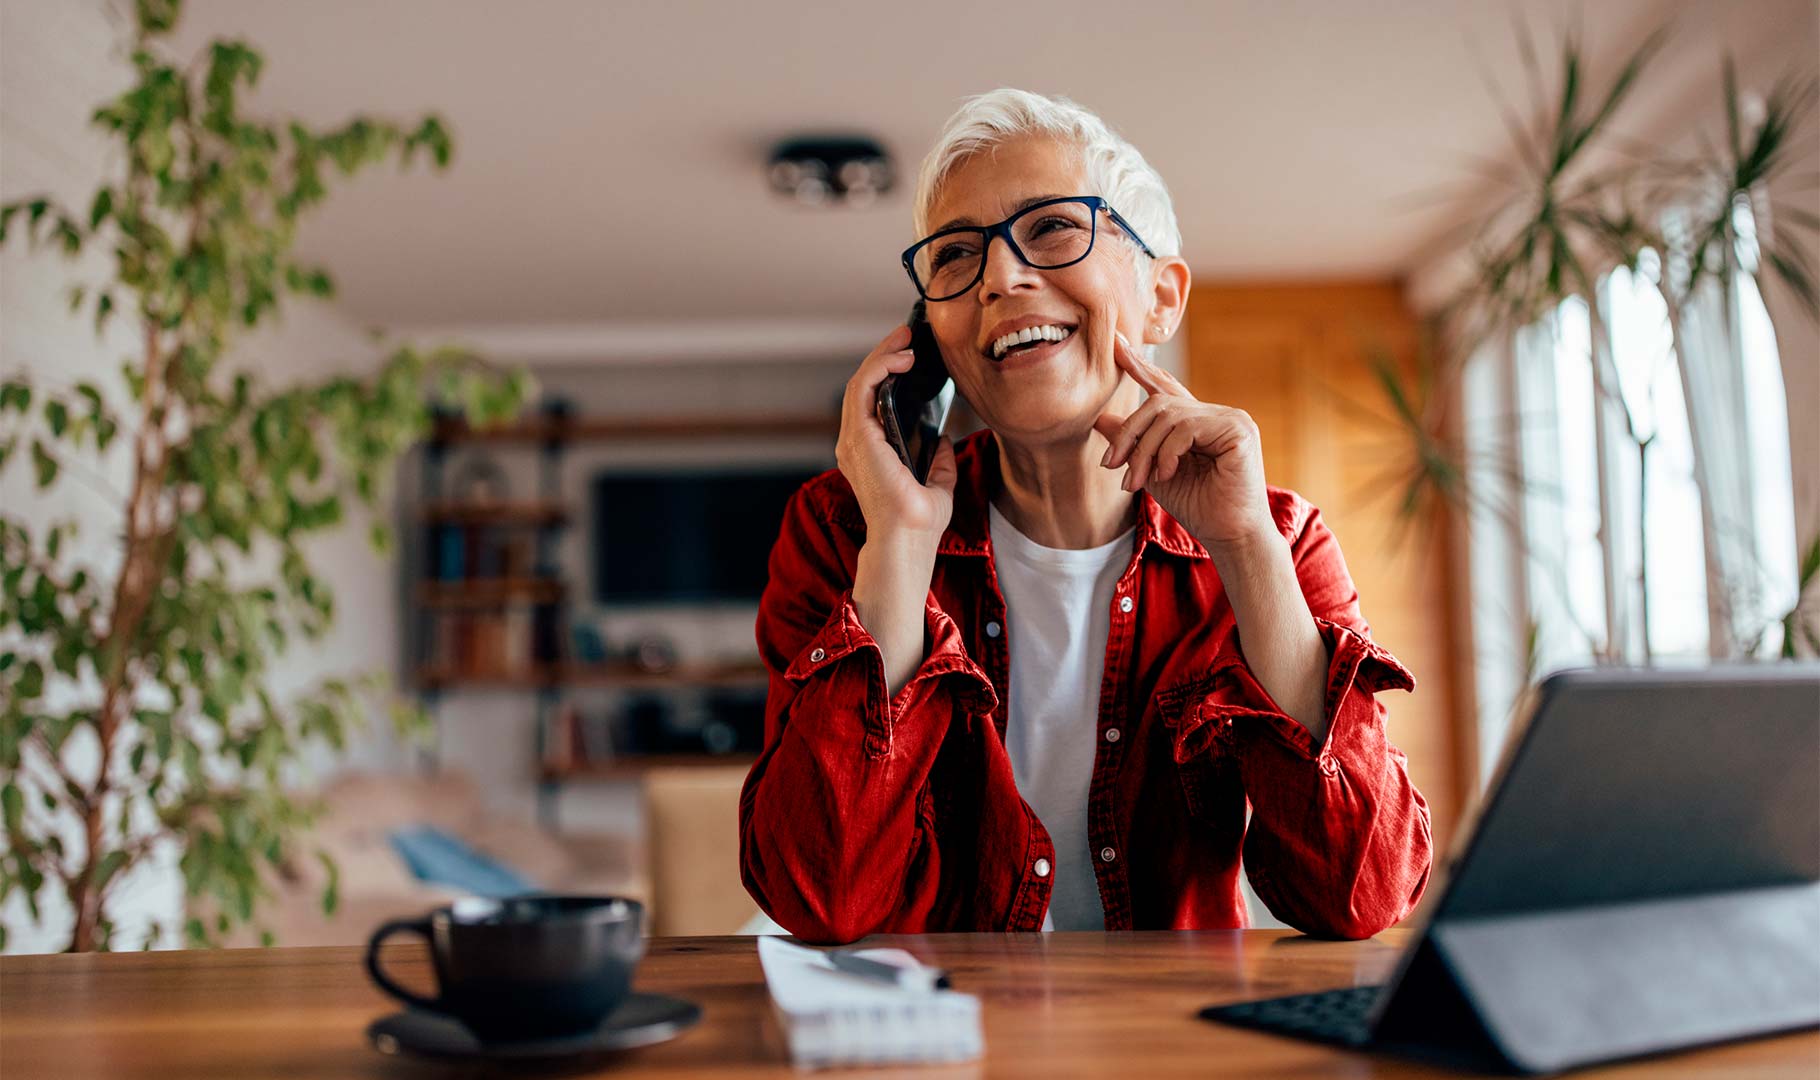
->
[836, 324, 958, 546]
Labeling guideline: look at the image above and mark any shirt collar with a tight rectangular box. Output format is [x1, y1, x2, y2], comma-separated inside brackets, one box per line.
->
[937, 428, 1210, 561]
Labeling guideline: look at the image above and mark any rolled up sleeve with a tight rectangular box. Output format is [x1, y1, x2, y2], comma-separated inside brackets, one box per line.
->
[1174, 498, 1434, 939]
[739, 483, 996, 943]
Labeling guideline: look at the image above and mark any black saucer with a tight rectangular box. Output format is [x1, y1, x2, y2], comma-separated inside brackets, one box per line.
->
[367, 992, 702, 1061]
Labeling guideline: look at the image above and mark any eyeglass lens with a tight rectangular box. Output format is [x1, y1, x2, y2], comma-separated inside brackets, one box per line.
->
[912, 201, 1098, 299]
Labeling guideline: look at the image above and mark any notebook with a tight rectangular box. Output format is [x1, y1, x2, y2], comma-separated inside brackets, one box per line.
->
[758, 936, 983, 1068]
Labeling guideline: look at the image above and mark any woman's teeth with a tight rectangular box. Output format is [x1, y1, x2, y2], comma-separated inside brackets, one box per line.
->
[991, 324, 1073, 359]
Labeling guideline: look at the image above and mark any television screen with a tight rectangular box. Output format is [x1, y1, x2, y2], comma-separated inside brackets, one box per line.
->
[592, 466, 826, 604]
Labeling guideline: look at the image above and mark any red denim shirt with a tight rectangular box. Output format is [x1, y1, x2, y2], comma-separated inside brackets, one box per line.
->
[739, 428, 1431, 943]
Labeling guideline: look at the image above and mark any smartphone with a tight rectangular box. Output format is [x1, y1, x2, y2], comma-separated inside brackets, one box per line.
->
[876, 299, 956, 484]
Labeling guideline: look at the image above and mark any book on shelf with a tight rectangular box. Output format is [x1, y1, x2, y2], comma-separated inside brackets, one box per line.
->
[540, 705, 618, 773]
[503, 602, 534, 672]
[579, 710, 616, 763]
[425, 608, 551, 681]
[543, 703, 578, 773]
[436, 526, 465, 580]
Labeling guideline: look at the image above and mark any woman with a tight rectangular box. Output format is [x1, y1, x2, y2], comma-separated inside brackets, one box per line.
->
[739, 89, 1431, 943]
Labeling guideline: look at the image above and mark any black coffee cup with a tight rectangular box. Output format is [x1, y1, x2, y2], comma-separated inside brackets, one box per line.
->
[365, 895, 645, 1042]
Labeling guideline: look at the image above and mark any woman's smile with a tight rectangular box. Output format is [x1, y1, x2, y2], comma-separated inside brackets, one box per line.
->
[991, 328, 1077, 371]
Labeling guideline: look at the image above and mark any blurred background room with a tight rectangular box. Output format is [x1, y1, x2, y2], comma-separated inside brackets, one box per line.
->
[1, 0, 1815, 953]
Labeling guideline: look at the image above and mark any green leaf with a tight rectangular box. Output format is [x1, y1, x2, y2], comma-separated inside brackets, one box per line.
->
[30, 440, 58, 487]
[56, 218, 82, 254]
[18, 660, 44, 699]
[95, 849, 130, 890]
[409, 115, 454, 169]
[1798, 534, 1820, 593]
[88, 188, 113, 230]
[46, 399, 69, 436]
[1, 782, 22, 834]
[316, 849, 339, 915]
[136, 0, 181, 34]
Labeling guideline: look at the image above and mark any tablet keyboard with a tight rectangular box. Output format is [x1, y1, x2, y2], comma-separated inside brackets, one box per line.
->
[1198, 985, 1382, 1048]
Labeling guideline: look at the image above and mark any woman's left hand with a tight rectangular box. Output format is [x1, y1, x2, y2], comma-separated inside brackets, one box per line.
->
[1093, 331, 1276, 552]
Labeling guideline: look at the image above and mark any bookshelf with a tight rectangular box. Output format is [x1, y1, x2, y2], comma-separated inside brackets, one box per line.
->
[420, 500, 570, 526]
[413, 660, 769, 691]
[431, 414, 839, 443]
[541, 753, 759, 782]
[410, 405, 833, 825]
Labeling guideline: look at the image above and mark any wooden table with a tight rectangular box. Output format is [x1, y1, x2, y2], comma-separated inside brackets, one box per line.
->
[2, 931, 1814, 1077]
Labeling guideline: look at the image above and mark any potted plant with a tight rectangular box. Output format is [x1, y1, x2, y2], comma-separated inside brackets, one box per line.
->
[1364, 24, 1817, 666]
[0, 0, 529, 952]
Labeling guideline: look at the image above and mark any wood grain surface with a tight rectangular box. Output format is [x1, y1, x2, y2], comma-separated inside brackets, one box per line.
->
[2, 930, 1814, 1078]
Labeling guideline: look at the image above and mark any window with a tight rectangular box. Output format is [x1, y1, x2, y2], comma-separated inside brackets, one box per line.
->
[1502, 262, 1716, 667]
[1603, 255, 1708, 659]
[1730, 204, 1799, 648]
[1466, 205, 1799, 777]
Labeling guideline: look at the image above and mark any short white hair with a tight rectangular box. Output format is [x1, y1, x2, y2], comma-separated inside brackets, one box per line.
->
[912, 88, 1183, 291]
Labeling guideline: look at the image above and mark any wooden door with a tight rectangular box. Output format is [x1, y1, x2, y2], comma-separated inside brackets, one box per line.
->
[1183, 282, 1470, 851]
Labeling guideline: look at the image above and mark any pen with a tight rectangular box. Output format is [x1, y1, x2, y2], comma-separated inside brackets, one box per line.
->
[827, 950, 953, 992]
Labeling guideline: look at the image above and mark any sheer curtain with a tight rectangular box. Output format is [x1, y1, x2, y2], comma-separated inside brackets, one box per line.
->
[1468, 215, 1801, 768]
[1516, 298, 1610, 669]
[1667, 201, 1799, 656]
[1605, 259, 1708, 660]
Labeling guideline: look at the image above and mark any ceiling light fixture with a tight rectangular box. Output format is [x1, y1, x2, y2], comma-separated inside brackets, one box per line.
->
[767, 136, 893, 208]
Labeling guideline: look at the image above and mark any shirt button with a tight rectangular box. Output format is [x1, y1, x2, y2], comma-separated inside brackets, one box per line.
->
[1100, 847, 1117, 863]
[985, 621, 1001, 638]
[1104, 727, 1121, 743]
[1118, 596, 1134, 614]
[1033, 858, 1051, 878]
[809, 647, 825, 663]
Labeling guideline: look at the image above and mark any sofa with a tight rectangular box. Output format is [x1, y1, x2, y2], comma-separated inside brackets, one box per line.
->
[198, 770, 648, 948]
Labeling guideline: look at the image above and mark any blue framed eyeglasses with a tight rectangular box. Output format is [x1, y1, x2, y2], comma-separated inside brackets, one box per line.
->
[901, 195, 1157, 302]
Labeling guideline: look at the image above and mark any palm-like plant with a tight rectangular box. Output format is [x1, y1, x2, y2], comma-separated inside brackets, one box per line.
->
[1440, 27, 1668, 346]
[1674, 61, 1820, 317]
[1369, 23, 1818, 664]
[1376, 27, 1667, 662]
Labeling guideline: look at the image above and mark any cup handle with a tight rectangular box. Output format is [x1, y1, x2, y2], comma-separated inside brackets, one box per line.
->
[365, 918, 443, 1013]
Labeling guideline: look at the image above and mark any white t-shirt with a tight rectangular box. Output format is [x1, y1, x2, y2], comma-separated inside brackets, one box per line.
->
[987, 501, 1135, 932]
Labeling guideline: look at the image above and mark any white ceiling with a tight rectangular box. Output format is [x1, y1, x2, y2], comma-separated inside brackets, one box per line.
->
[167, 0, 1817, 330]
